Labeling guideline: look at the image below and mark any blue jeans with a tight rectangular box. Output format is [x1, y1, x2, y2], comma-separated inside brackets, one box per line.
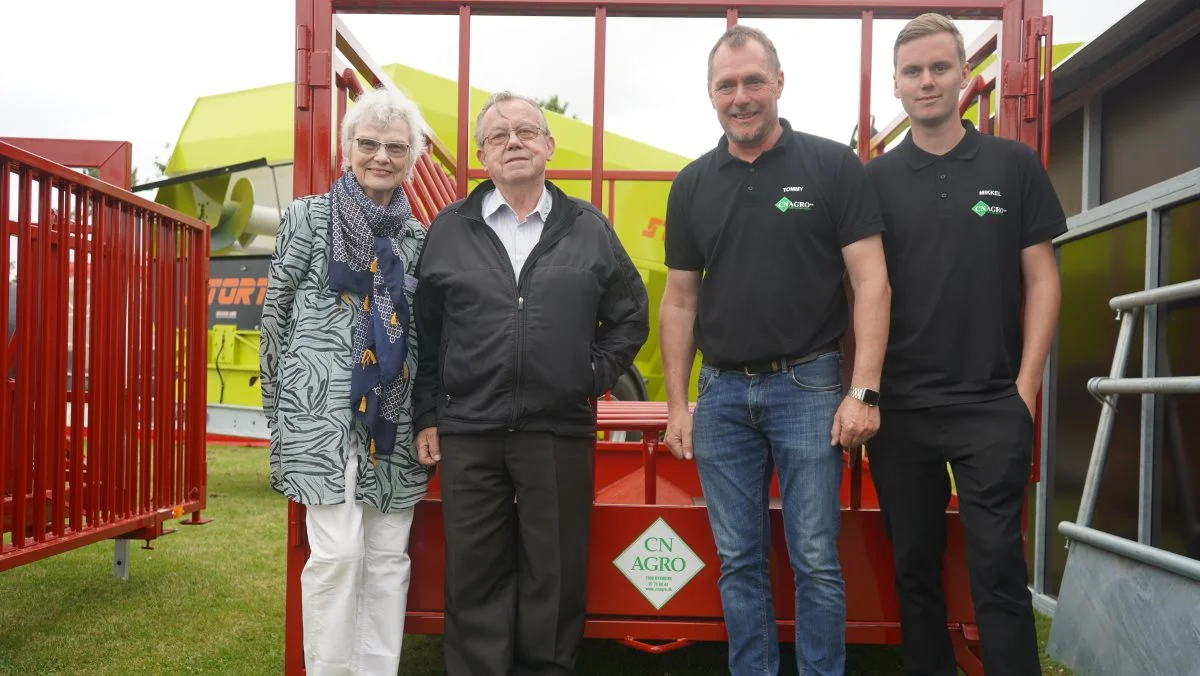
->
[693, 351, 846, 676]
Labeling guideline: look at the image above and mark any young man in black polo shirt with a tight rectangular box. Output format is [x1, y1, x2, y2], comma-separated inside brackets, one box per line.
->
[865, 14, 1066, 676]
[660, 25, 891, 676]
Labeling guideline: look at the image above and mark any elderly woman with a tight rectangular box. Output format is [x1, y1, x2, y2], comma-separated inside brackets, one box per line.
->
[260, 87, 430, 676]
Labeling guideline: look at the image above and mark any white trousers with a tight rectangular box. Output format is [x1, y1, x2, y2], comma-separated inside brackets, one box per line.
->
[302, 450, 415, 676]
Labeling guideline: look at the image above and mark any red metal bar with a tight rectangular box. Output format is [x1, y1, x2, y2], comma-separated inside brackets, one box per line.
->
[333, 0, 1012, 18]
[139, 213, 152, 515]
[978, 82, 992, 134]
[336, 81, 349, 174]
[0, 159, 10, 541]
[857, 11, 873, 163]
[1038, 16, 1053, 169]
[173, 226, 185, 510]
[606, 178, 615, 223]
[32, 174, 50, 542]
[590, 7, 607, 208]
[85, 195, 104, 529]
[726, 7, 737, 26]
[69, 188, 87, 533]
[51, 183, 67, 536]
[457, 5, 471, 199]
[427, 154, 455, 207]
[998, 0, 1023, 143]
[0, 138, 132, 191]
[466, 168, 678, 181]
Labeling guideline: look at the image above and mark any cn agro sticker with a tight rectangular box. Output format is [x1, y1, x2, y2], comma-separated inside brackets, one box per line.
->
[613, 518, 706, 610]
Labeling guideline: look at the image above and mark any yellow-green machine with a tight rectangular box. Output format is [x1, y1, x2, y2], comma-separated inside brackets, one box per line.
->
[154, 64, 693, 415]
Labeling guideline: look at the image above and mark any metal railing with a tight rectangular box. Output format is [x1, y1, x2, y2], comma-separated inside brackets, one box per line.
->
[1, 140, 210, 572]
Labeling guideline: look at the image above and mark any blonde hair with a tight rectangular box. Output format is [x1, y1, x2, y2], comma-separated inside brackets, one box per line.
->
[893, 13, 967, 66]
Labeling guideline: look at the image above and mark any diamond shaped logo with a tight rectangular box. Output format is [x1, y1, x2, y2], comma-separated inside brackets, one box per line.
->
[972, 200, 990, 216]
[613, 518, 706, 610]
[774, 196, 792, 213]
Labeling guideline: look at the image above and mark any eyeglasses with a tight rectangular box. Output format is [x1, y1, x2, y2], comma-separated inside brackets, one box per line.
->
[482, 125, 545, 148]
[355, 137, 411, 158]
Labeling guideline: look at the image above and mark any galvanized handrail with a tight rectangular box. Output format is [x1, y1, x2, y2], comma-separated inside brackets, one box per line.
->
[1059, 522, 1200, 583]
[1073, 276, 1200, 533]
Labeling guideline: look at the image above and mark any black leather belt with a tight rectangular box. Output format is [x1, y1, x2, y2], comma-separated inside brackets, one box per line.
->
[707, 341, 839, 376]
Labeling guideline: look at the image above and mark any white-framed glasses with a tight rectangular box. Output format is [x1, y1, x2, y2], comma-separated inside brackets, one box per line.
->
[355, 137, 411, 158]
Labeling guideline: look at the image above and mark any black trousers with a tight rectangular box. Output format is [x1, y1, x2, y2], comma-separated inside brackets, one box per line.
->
[440, 431, 594, 676]
[869, 394, 1040, 676]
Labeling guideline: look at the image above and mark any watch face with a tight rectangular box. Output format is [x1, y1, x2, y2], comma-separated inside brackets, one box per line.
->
[863, 389, 881, 407]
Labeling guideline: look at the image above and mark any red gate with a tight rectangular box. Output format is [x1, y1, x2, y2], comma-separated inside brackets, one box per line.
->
[287, 2, 1055, 674]
[0, 139, 210, 571]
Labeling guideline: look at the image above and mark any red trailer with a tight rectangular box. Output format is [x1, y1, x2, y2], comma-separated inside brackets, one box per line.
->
[286, 2, 1055, 674]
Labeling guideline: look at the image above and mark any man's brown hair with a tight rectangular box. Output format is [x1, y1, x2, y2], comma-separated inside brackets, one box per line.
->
[893, 13, 967, 66]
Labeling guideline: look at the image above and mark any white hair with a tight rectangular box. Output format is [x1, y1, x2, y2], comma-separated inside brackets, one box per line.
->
[473, 91, 551, 147]
[340, 87, 428, 182]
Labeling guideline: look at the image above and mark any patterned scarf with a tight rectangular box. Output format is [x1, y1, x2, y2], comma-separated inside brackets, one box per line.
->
[328, 169, 413, 463]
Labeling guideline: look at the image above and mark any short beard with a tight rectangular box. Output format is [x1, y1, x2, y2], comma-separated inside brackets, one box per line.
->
[725, 117, 771, 145]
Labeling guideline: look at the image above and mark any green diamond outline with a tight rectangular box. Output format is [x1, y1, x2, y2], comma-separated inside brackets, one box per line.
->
[971, 200, 989, 216]
[612, 517, 706, 611]
[774, 196, 792, 213]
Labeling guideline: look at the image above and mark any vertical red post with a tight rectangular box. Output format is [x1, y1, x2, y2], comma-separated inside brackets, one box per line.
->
[998, 0, 1024, 144]
[12, 169, 32, 546]
[139, 214, 153, 515]
[457, 4, 471, 200]
[33, 172, 51, 542]
[1039, 16, 1053, 169]
[68, 187, 86, 533]
[858, 11, 873, 163]
[606, 179, 616, 224]
[726, 8, 738, 28]
[978, 88, 992, 135]
[85, 195, 104, 528]
[591, 6, 607, 209]
[0, 160, 10, 540]
[51, 182, 68, 536]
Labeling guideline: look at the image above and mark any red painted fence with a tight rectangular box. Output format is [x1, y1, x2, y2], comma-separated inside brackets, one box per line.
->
[1, 139, 210, 571]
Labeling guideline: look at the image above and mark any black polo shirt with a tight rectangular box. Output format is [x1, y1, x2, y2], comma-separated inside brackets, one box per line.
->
[865, 120, 1066, 410]
[664, 119, 884, 367]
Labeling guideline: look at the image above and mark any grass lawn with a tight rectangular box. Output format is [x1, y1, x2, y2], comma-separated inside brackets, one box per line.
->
[0, 445, 1074, 675]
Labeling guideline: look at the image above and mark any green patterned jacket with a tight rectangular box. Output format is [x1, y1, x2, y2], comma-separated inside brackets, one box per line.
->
[260, 194, 429, 512]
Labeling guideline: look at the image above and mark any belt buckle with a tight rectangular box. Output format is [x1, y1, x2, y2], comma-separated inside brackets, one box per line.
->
[743, 359, 781, 376]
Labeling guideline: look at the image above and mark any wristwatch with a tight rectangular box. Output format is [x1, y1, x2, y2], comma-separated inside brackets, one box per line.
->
[847, 387, 880, 407]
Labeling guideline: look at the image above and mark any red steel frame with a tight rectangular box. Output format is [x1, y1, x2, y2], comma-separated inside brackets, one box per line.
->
[0, 139, 210, 572]
[288, 2, 1054, 674]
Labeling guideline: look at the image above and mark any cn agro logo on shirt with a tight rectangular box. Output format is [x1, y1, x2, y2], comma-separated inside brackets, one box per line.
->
[775, 196, 814, 213]
[972, 190, 1007, 217]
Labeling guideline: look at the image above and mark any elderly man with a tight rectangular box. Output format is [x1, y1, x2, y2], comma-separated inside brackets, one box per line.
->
[660, 25, 891, 676]
[413, 91, 649, 676]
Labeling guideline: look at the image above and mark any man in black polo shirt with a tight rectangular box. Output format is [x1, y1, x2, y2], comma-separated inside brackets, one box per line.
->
[865, 14, 1066, 676]
[660, 25, 891, 676]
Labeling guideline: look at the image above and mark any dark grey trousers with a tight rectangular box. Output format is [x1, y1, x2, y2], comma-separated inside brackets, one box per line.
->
[440, 431, 594, 676]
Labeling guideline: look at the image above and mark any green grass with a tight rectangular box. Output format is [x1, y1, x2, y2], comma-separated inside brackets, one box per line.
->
[0, 446, 1073, 675]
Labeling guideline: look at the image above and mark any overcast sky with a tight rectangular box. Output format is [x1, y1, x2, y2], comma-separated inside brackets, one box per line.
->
[2, 0, 1143, 180]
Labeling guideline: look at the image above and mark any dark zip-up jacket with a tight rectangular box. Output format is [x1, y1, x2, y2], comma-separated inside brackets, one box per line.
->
[413, 180, 649, 438]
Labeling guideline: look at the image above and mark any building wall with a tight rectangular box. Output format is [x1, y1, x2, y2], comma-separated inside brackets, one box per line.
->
[1100, 34, 1200, 202]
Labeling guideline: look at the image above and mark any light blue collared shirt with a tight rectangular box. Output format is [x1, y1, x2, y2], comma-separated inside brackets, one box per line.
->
[481, 185, 553, 283]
